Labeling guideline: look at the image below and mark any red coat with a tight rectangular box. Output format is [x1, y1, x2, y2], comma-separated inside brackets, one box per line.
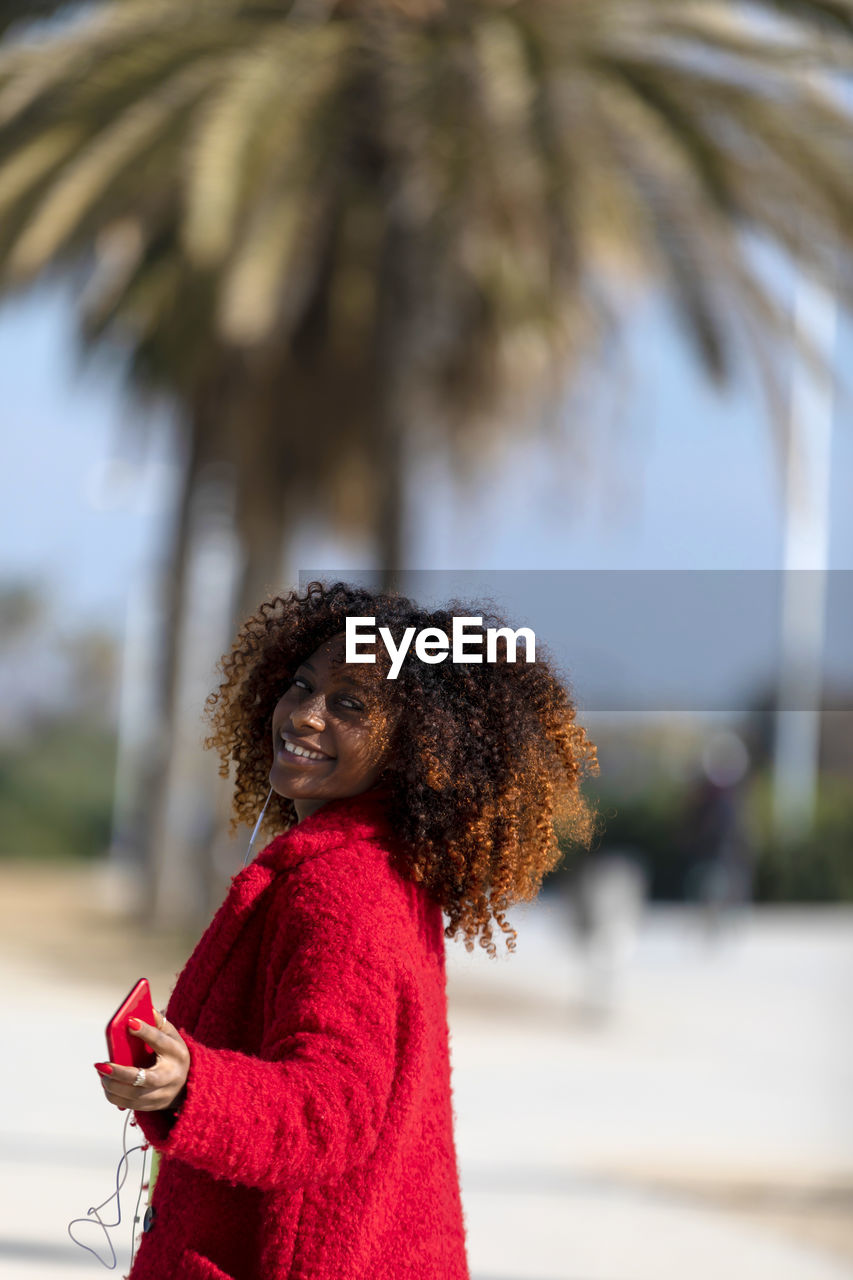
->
[130, 789, 471, 1280]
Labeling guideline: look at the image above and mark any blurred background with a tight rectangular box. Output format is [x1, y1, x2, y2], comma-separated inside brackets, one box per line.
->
[0, 0, 852, 1276]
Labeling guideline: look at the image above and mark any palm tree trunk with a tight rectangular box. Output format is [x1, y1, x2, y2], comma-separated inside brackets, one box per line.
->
[375, 423, 405, 594]
[230, 452, 292, 630]
[138, 415, 209, 924]
[190, 460, 291, 910]
[373, 214, 417, 594]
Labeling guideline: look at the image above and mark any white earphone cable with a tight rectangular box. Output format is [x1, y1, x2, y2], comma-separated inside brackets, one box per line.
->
[67, 1111, 149, 1270]
[243, 786, 275, 867]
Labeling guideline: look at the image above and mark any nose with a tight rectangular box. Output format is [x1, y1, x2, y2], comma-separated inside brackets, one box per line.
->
[290, 693, 325, 732]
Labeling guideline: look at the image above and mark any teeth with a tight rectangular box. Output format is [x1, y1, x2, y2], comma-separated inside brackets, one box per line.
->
[282, 738, 327, 761]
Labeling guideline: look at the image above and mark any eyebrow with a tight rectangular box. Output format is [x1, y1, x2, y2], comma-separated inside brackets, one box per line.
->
[337, 684, 371, 698]
[294, 660, 372, 697]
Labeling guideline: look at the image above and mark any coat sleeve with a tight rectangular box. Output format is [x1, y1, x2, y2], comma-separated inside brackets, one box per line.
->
[134, 849, 401, 1192]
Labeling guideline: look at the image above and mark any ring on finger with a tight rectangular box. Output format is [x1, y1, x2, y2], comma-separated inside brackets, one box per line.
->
[132, 1067, 147, 1088]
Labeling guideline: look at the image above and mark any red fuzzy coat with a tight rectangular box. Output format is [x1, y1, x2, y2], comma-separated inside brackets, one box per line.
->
[130, 789, 471, 1280]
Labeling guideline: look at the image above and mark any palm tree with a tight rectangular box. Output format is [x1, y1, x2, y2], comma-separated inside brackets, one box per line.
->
[1, 0, 852, 922]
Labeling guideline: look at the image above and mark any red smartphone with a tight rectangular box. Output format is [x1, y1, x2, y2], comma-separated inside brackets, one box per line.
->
[106, 978, 158, 1069]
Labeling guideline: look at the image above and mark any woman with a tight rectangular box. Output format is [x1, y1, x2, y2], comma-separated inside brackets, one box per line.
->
[95, 580, 599, 1280]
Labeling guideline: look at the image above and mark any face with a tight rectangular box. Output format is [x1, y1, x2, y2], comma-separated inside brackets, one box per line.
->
[269, 633, 399, 822]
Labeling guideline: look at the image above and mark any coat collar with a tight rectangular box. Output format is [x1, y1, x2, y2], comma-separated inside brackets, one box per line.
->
[251, 785, 395, 875]
[167, 787, 396, 1033]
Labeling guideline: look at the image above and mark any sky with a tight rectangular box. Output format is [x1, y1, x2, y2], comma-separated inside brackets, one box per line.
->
[1, 278, 851, 717]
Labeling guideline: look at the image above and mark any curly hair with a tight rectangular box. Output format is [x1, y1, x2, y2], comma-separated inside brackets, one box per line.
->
[203, 579, 600, 957]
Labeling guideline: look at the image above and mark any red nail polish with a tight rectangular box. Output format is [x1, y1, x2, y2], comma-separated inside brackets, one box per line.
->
[128, 1017, 141, 1031]
[94, 1062, 113, 1076]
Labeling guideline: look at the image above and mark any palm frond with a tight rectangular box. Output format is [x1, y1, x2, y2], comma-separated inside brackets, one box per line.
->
[0, 0, 851, 446]
[760, 0, 853, 37]
[7, 58, 218, 276]
[183, 26, 348, 267]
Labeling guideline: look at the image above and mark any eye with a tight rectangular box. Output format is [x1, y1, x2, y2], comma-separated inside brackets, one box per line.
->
[286, 675, 311, 693]
[338, 695, 363, 711]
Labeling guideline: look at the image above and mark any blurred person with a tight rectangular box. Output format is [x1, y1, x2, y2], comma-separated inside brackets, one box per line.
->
[91, 580, 599, 1280]
[566, 846, 649, 1019]
[680, 729, 754, 940]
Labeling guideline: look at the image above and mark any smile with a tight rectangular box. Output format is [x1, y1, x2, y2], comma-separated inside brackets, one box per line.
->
[278, 735, 334, 764]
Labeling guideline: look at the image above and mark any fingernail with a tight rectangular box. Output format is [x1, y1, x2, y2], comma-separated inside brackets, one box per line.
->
[128, 1017, 141, 1031]
[94, 1062, 113, 1076]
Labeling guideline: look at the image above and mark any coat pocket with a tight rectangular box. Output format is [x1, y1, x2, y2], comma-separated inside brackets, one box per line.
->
[180, 1248, 235, 1280]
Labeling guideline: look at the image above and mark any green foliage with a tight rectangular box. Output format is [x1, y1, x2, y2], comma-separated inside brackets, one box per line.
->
[551, 770, 853, 903]
[553, 777, 688, 900]
[748, 771, 853, 902]
[0, 717, 117, 859]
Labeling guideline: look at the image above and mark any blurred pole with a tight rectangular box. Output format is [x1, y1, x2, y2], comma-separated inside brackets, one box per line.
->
[771, 265, 835, 844]
[103, 444, 182, 912]
[150, 463, 241, 928]
[103, 570, 159, 908]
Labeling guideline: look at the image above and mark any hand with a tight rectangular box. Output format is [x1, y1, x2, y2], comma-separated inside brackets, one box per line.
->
[95, 1009, 190, 1112]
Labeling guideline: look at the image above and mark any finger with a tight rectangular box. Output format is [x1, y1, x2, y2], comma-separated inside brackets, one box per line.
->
[102, 1080, 159, 1105]
[155, 1010, 179, 1038]
[99, 1068, 174, 1101]
[98, 1061, 160, 1089]
[100, 1070, 182, 1109]
[127, 1016, 171, 1052]
[154, 1007, 166, 1030]
[102, 1083, 174, 1111]
[101, 1081, 143, 1105]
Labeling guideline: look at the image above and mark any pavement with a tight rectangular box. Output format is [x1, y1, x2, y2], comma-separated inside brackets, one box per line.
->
[1, 863, 852, 1280]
